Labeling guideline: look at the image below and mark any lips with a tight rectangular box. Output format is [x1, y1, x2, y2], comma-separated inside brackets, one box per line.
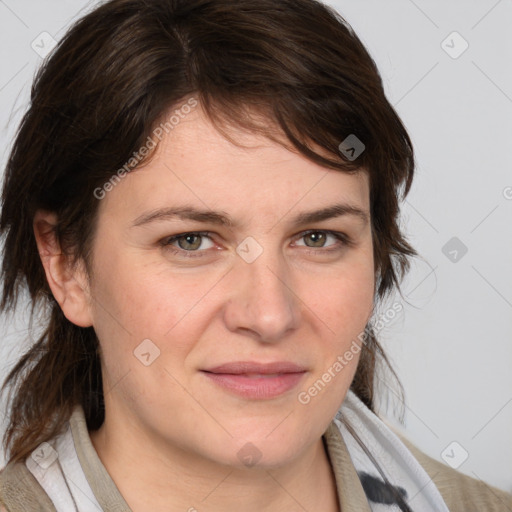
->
[201, 361, 307, 399]
[203, 361, 307, 375]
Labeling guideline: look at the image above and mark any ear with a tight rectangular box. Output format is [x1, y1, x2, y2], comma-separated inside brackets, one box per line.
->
[33, 210, 93, 328]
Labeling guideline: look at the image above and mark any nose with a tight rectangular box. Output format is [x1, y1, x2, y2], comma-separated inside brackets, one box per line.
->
[222, 248, 299, 343]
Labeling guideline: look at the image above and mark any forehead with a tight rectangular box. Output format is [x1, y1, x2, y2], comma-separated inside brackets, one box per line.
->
[99, 107, 370, 223]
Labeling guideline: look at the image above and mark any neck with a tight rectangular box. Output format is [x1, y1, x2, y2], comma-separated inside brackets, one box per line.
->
[90, 412, 340, 512]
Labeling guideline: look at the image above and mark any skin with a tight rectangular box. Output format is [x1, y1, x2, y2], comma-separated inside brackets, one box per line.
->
[34, 105, 375, 512]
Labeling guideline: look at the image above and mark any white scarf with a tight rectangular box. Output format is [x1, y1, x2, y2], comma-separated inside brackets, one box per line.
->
[339, 390, 449, 512]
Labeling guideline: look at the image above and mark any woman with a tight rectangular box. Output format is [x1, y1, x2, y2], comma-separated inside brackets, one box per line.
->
[0, 0, 510, 510]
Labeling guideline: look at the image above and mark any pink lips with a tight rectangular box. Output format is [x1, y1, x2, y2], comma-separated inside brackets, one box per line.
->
[201, 361, 307, 399]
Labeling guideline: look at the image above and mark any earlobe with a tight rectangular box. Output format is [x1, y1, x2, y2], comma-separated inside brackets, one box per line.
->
[33, 210, 93, 328]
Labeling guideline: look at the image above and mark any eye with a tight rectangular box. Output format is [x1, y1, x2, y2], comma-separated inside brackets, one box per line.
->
[162, 232, 215, 253]
[301, 231, 330, 248]
[295, 230, 348, 249]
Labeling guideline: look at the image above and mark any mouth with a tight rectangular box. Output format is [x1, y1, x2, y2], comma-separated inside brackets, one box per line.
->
[200, 361, 307, 399]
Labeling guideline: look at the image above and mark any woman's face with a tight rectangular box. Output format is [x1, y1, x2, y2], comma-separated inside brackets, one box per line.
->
[86, 106, 375, 468]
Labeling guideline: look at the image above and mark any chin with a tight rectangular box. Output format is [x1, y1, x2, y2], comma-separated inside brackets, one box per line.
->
[214, 426, 314, 471]
[217, 442, 301, 471]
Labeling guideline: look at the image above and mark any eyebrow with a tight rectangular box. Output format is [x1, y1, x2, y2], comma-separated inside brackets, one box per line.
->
[131, 203, 369, 229]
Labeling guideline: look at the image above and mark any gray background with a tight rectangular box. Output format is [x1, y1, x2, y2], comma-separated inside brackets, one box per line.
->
[0, 0, 511, 493]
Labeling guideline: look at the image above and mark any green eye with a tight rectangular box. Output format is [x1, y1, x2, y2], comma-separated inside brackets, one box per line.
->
[177, 234, 203, 251]
[163, 232, 215, 254]
[294, 230, 352, 253]
[303, 232, 328, 247]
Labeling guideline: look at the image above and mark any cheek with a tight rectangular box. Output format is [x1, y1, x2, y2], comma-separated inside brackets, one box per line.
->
[87, 257, 205, 404]
[294, 262, 374, 429]
[88, 251, 230, 390]
[331, 277, 373, 337]
[306, 259, 375, 342]
[90, 251, 209, 337]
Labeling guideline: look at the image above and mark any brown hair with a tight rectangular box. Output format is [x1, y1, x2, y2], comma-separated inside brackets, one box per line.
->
[1, 0, 416, 464]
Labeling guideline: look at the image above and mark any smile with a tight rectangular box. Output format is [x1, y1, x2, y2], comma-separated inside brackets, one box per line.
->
[201, 371, 307, 399]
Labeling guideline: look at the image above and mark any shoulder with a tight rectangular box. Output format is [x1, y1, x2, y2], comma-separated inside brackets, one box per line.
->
[397, 434, 512, 512]
[0, 461, 57, 512]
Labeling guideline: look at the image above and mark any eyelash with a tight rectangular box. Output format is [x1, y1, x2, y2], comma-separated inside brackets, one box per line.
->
[160, 230, 352, 258]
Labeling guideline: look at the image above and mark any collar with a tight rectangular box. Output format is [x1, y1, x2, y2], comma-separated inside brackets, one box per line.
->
[68, 405, 369, 511]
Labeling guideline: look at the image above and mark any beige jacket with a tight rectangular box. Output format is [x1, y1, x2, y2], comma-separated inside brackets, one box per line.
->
[1, 407, 511, 511]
